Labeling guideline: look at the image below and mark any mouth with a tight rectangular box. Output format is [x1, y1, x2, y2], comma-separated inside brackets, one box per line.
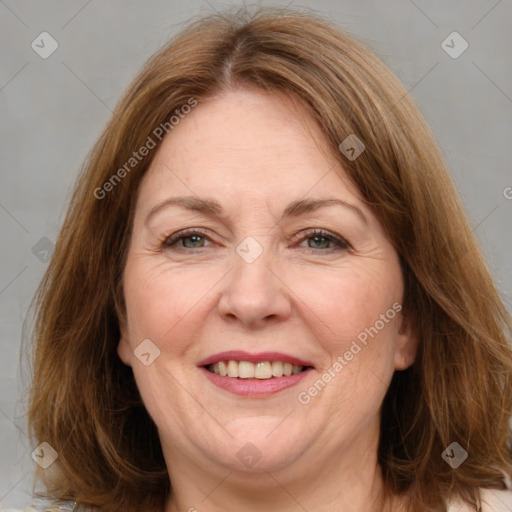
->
[197, 351, 314, 397]
[205, 360, 309, 379]
[198, 350, 314, 378]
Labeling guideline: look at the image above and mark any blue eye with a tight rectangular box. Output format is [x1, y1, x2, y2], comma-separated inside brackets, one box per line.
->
[163, 229, 210, 249]
[298, 229, 350, 252]
[162, 228, 350, 253]
[179, 234, 206, 248]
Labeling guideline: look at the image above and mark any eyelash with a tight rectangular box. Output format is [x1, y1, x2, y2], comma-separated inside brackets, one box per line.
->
[162, 228, 350, 253]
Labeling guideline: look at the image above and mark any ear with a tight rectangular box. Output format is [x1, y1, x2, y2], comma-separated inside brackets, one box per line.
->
[117, 316, 133, 367]
[393, 309, 418, 370]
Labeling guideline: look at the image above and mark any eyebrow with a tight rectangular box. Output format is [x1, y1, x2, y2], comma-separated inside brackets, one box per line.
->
[144, 195, 368, 226]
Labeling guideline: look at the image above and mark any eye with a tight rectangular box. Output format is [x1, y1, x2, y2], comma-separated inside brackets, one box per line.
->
[161, 228, 350, 253]
[296, 229, 350, 252]
[162, 228, 212, 250]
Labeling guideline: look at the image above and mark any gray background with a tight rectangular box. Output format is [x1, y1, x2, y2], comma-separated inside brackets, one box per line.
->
[1, 0, 511, 507]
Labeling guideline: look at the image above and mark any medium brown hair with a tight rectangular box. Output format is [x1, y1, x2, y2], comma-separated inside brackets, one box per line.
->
[27, 7, 512, 512]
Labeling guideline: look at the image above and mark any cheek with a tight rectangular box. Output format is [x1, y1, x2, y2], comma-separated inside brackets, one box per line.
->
[292, 262, 402, 416]
[122, 258, 220, 345]
[295, 263, 402, 345]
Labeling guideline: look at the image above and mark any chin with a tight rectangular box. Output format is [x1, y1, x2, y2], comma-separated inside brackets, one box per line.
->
[207, 417, 313, 472]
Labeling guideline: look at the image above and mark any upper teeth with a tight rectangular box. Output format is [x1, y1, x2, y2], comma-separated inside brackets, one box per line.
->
[208, 360, 304, 379]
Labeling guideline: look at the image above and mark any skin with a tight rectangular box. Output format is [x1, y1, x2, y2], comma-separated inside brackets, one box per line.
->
[117, 88, 418, 512]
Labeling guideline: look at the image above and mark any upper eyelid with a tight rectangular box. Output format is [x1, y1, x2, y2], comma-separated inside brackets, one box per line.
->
[163, 228, 211, 244]
[290, 228, 346, 241]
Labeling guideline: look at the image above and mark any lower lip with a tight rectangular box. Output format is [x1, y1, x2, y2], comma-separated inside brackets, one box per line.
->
[199, 367, 313, 397]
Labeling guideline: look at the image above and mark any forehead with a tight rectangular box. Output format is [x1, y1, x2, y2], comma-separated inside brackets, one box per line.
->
[137, 88, 364, 212]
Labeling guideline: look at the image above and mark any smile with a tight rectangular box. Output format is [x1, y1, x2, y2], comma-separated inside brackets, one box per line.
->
[198, 351, 314, 397]
[207, 360, 305, 379]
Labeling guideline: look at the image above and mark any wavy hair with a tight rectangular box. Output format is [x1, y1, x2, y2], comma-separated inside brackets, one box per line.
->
[27, 7, 512, 512]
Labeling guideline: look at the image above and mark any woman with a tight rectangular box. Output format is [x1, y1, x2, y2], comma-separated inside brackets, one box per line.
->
[8, 7, 512, 512]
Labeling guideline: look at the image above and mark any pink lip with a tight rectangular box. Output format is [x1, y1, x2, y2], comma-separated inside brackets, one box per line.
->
[199, 366, 314, 397]
[197, 350, 314, 368]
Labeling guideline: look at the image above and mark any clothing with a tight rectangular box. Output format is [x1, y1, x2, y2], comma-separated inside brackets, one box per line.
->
[448, 487, 512, 511]
[0, 500, 78, 512]
[3, 488, 512, 511]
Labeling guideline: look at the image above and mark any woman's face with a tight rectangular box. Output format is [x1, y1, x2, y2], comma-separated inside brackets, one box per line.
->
[118, 88, 416, 480]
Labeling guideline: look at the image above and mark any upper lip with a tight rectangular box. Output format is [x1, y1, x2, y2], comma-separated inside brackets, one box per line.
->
[197, 350, 314, 368]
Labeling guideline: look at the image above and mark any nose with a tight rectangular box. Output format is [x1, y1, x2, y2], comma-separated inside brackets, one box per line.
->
[217, 243, 292, 328]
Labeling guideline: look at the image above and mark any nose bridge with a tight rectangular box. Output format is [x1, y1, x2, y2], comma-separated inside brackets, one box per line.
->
[217, 234, 291, 326]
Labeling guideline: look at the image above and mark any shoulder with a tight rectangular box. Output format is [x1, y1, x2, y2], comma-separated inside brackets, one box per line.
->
[0, 500, 97, 512]
[0, 508, 39, 512]
[448, 487, 512, 511]
[480, 487, 512, 511]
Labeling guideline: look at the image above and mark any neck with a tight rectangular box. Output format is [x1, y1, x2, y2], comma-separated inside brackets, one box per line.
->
[163, 419, 403, 512]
